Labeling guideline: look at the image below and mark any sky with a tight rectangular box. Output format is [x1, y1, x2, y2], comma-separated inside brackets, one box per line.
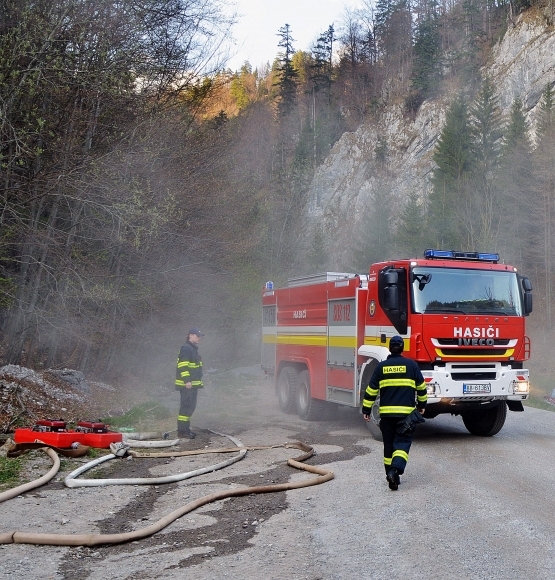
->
[226, 0, 364, 72]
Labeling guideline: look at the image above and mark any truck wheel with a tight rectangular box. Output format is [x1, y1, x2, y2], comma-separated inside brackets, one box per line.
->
[277, 367, 298, 414]
[296, 370, 326, 421]
[365, 395, 383, 441]
[462, 403, 507, 436]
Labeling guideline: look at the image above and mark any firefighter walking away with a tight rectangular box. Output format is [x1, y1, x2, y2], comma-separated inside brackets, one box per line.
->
[363, 335, 427, 490]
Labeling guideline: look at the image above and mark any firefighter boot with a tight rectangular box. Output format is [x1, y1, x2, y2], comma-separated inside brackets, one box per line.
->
[386, 467, 400, 491]
[178, 424, 196, 439]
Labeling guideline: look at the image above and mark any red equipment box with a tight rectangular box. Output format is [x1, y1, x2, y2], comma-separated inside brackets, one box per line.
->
[16, 414, 123, 448]
[15, 428, 83, 448]
[14, 428, 122, 448]
[81, 431, 122, 448]
[33, 419, 67, 432]
[75, 421, 109, 433]
[74, 420, 122, 447]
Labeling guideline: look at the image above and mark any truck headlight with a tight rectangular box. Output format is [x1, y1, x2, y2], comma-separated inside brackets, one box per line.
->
[511, 377, 529, 393]
[426, 381, 440, 396]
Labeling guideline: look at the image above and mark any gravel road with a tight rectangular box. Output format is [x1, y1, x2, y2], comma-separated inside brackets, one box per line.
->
[1, 379, 555, 580]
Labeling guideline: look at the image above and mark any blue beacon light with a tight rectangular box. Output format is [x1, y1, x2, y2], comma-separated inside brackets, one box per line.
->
[423, 249, 499, 263]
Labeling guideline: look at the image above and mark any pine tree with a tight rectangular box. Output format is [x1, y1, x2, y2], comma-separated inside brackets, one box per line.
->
[497, 97, 534, 270]
[470, 77, 504, 176]
[306, 25, 338, 166]
[531, 84, 555, 327]
[468, 77, 505, 249]
[374, 0, 413, 90]
[275, 24, 298, 118]
[537, 83, 554, 135]
[374, 0, 396, 53]
[395, 191, 428, 257]
[458, 0, 481, 88]
[410, 0, 441, 98]
[306, 225, 328, 273]
[311, 25, 335, 104]
[428, 95, 473, 248]
[503, 97, 529, 152]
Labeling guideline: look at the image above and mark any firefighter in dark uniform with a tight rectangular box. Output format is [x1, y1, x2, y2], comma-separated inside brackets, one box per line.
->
[175, 328, 204, 439]
[363, 335, 427, 490]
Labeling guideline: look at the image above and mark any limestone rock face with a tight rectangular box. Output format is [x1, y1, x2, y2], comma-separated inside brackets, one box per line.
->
[307, 12, 555, 263]
[489, 17, 555, 129]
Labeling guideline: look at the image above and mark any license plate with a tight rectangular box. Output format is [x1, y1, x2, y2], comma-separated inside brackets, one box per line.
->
[463, 383, 491, 394]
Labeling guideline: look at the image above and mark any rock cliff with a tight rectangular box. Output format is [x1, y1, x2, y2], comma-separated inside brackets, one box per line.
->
[307, 9, 555, 265]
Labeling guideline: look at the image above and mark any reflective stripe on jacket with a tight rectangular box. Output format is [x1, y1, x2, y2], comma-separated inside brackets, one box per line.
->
[175, 341, 203, 388]
[363, 353, 426, 416]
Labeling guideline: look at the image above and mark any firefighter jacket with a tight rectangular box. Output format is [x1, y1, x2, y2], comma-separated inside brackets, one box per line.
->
[175, 341, 203, 389]
[363, 353, 427, 417]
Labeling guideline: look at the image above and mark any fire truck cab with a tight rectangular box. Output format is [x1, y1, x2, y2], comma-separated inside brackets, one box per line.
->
[262, 250, 533, 437]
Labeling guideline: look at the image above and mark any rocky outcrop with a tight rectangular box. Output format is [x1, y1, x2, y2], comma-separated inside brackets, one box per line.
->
[308, 99, 446, 216]
[489, 14, 555, 139]
[307, 10, 555, 263]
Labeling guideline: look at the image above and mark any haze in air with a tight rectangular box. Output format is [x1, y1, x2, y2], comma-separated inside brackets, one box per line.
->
[0, 0, 554, 410]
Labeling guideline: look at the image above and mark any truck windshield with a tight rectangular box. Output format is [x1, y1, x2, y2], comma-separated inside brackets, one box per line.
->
[411, 267, 523, 316]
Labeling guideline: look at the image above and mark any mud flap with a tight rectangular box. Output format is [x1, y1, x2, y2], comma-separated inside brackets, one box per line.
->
[507, 400, 524, 412]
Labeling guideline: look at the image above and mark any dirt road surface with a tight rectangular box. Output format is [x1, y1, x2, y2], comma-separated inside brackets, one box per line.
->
[1, 375, 555, 580]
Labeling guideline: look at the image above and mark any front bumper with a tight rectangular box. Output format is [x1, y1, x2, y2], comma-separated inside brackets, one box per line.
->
[422, 362, 529, 406]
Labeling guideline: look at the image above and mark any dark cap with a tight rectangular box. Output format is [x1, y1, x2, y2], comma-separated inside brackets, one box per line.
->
[389, 335, 404, 350]
[188, 328, 205, 337]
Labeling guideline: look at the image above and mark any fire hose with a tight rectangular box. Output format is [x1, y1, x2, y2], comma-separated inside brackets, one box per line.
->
[64, 432, 248, 488]
[0, 441, 89, 503]
[0, 431, 334, 546]
[0, 448, 60, 503]
[122, 436, 181, 448]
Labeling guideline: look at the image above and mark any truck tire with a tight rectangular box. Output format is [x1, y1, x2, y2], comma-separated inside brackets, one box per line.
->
[296, 370, 326, 421]
[462, 403, 507, 436]
[277, 367, 298, 414]
[365, 395, 383, 441]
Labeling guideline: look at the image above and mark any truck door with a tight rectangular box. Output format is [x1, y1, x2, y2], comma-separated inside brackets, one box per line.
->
[327, 298, 357, 406]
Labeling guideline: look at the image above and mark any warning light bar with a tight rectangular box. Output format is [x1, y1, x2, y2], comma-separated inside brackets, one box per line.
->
[423, 249, 499, 263]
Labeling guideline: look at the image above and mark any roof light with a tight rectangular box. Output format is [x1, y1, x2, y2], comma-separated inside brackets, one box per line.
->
[423, 249, 499, 263]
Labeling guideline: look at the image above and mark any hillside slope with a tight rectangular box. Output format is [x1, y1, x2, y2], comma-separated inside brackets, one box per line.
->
[307, 9, 555, 265]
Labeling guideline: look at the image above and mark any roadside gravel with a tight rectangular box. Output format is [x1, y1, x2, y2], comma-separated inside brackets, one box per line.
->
[1, 372, 555, 580]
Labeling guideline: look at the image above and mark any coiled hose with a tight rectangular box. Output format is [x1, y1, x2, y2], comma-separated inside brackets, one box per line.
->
[0, 441, 89, 503]
[0, 432, 334, 546]
[0, 448, 60, 503]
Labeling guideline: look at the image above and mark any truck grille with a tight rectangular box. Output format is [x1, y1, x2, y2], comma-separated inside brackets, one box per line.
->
[434, 338, 511, 357]
[444, 395, 497, 403]
[439, 348, 507, 356]
[450, 372, 497, 381]
[436, 338, 510, 346]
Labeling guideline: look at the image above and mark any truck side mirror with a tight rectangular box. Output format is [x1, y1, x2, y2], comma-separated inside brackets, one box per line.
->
[521, 276, 533, 315]
[524, 293, 533, 315]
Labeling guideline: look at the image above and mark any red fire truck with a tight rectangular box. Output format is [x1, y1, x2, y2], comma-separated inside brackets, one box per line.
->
[261, 250, 533, 437]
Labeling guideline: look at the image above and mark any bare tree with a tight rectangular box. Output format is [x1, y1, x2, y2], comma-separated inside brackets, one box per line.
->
[0, 0, 236, 368]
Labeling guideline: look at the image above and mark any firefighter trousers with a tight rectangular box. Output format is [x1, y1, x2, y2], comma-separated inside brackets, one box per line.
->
[379, 415, 415, 475]
[177, 387, 198, 433]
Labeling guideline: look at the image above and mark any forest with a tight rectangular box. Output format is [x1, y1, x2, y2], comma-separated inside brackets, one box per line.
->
[0, 0, 554, 389]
